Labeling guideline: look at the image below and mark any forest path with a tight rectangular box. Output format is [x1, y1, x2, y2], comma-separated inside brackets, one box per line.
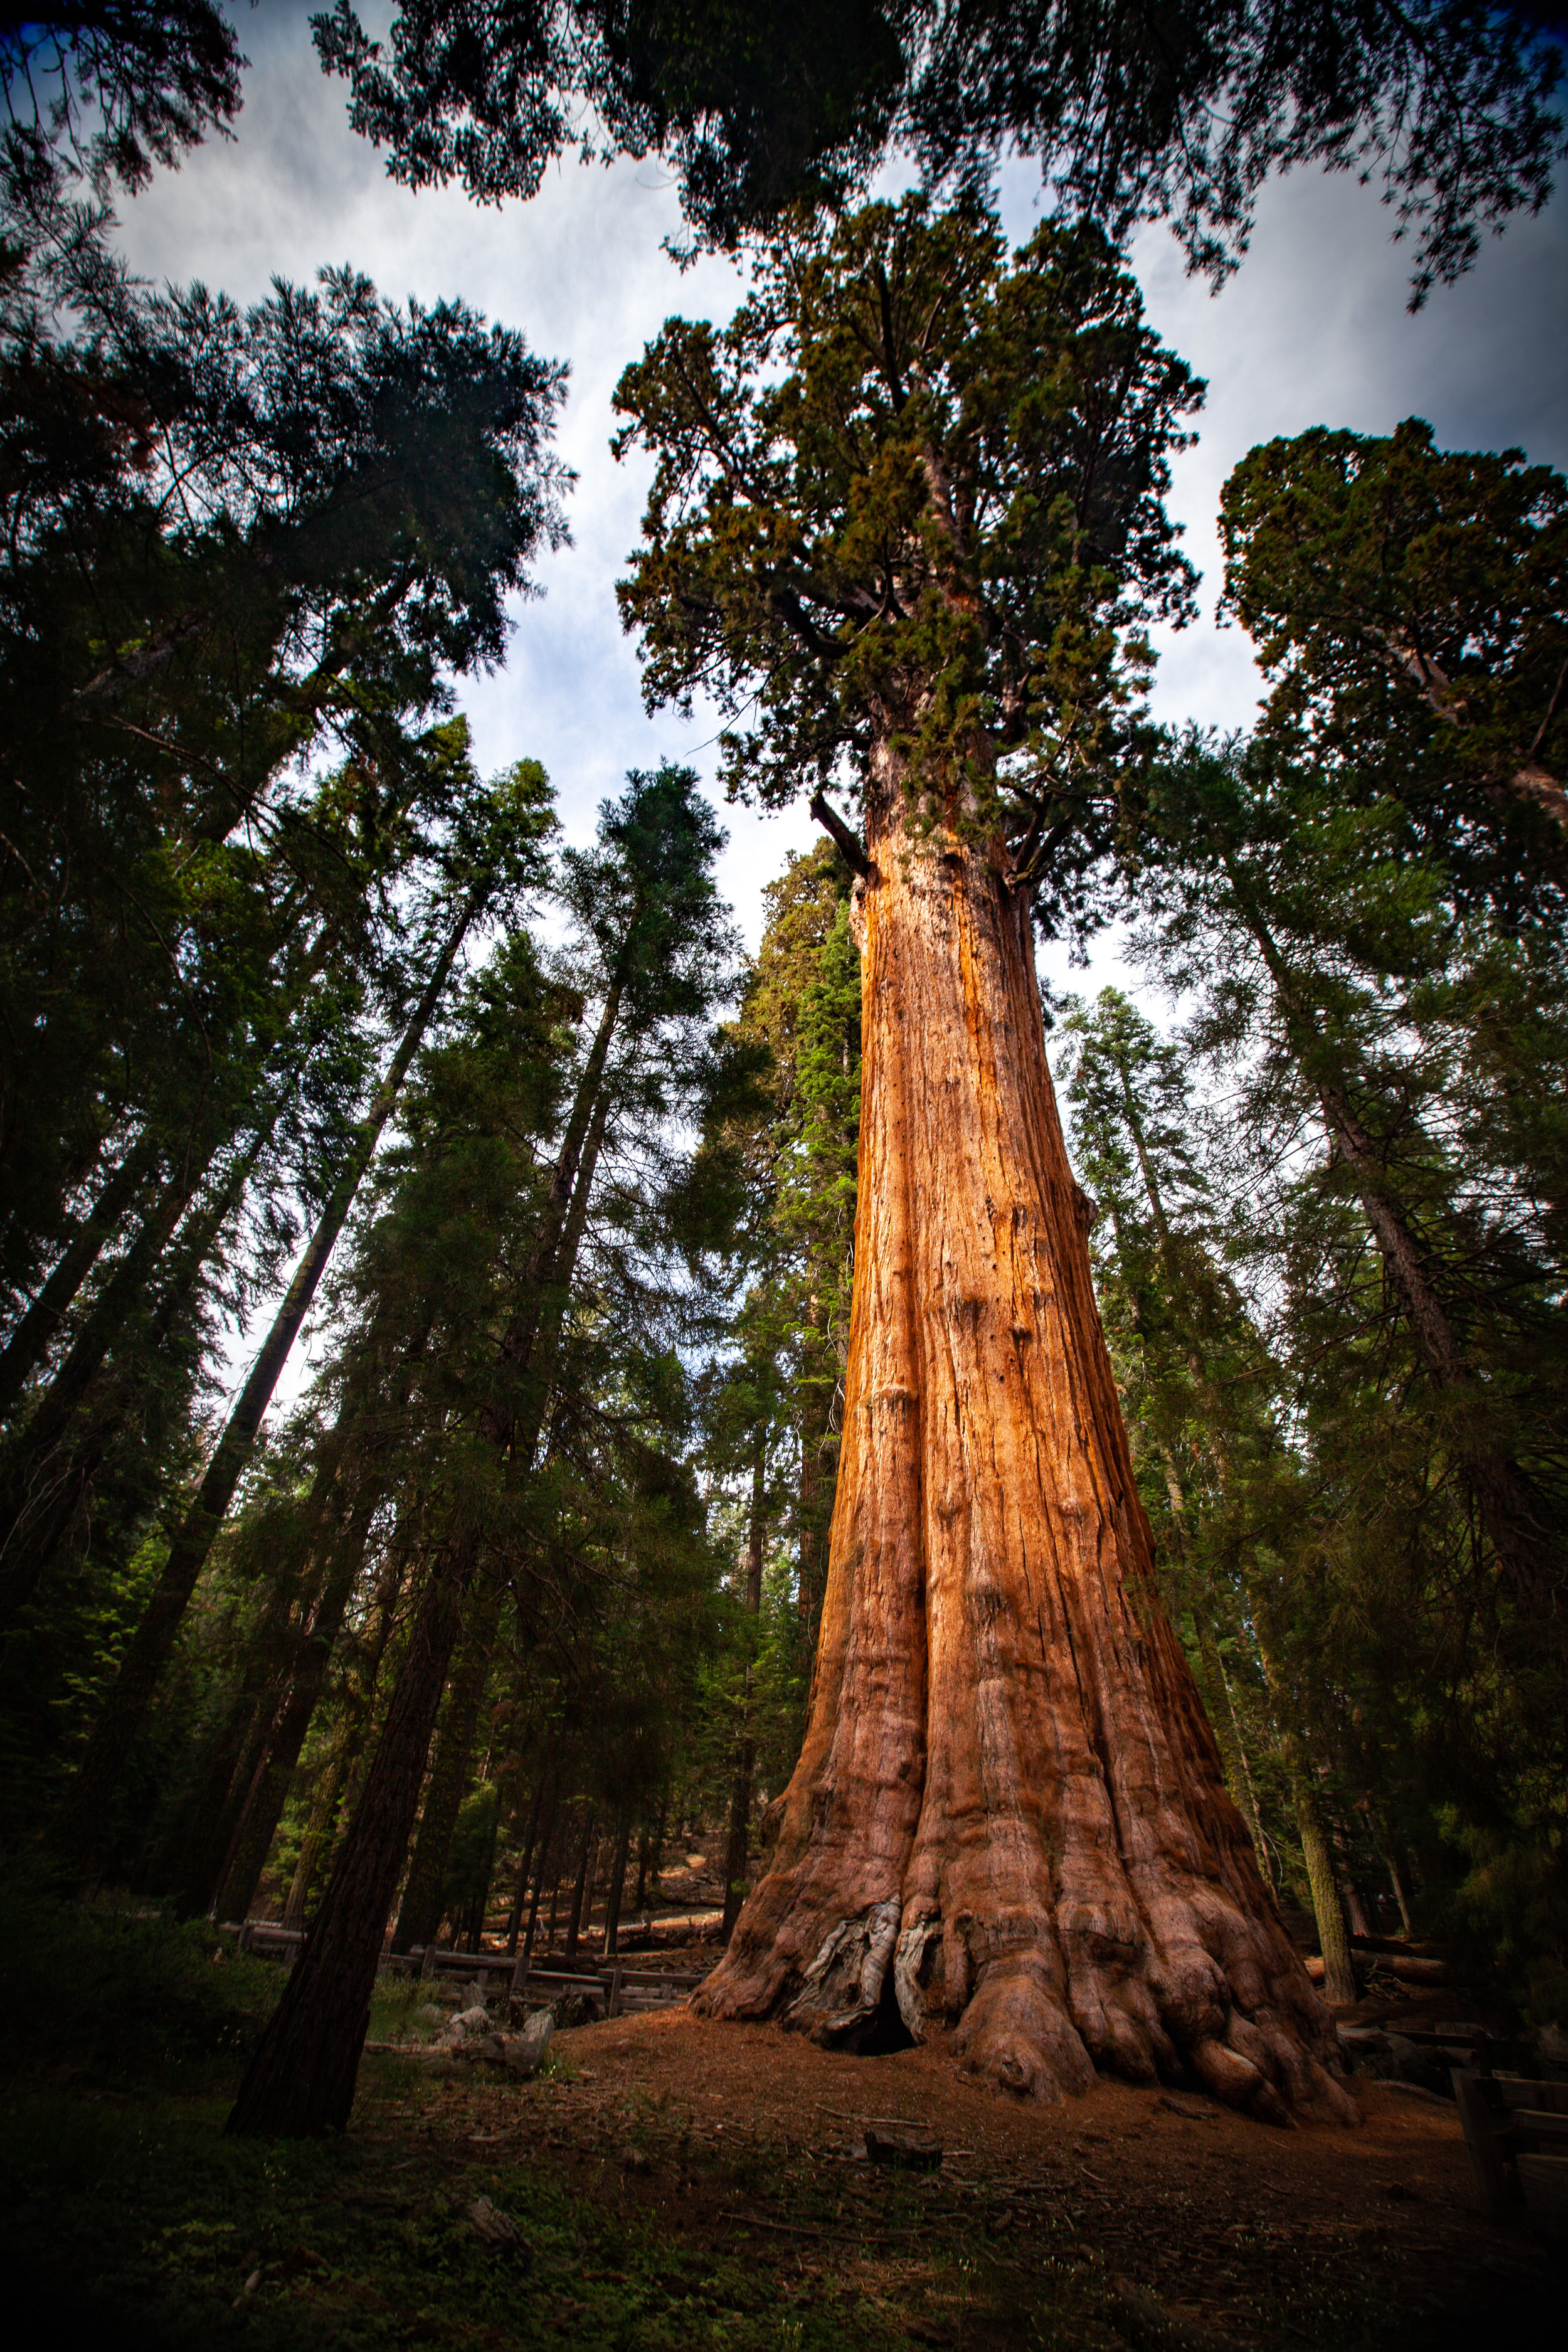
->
[415, 2006, 1559, 2347]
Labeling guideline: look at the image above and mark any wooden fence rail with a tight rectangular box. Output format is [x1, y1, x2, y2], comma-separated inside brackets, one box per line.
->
[220, 1920, 707, 2015]
[1452, 2070, 1568, 2221]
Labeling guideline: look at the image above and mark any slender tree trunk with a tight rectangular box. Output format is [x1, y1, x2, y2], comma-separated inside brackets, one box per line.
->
[51, 892, 482, 1868]
[546, 1820, 566, 1954]
[273, 1507, 418, 1933]
[225, 958, 631, 2131]
[393, 1071, 614, 1952]
[722, 1440, 767, 1943]
[632, 1828, 650, 1918]
[601, 1813, 633, 1959]
[282, 1743, 352, 1934]
[213, 1493, 380, 1923]
[1290, 1772, 1360, 2007]
[460, 1789, 499, 1948]
[520, 1794, 560, 1971]
[1384, 1846, 1415, 1939]
[0, 1150, 215, 1611]
[213, 1315, 433, 1920]
[1194, 1616, 1272, 1890]
[504, 1783, 548, 1954]
[1151, 1438, 1273, 1893]
[1244, 1594, 1359, 2007]
[648, 1792, 668, 1903]
[393, 1587, 503, 1951]
[1333, 1819, 1371, 1939]
[0, 1135, 156, 1422]
[169, 1696, 267, 1910]
[564, 1812, 596, 1966]
[1322, 1082, 1557, 1614]
[226, 1526, 478, 2135]
[1229, 871, 1560, 1616]
[175, 1684, 285, 1919]
[697, 811, 1350, 2123]
[0, 1123, 273, 1629]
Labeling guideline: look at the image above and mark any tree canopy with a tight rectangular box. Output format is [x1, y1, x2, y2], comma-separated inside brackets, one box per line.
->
[614, 192, 1200, 935]
[1221, 418, 1568, 908]
[309, 1, 1566, 296]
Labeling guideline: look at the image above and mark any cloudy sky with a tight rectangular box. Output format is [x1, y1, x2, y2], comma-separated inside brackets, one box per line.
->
[117, 0, 1568, 973]
[110, 4, 1564, 1401]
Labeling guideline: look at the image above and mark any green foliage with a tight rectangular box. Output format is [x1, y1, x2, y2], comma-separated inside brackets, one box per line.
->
[1061, 707, 1568, 2016]
[1221, 416, 1568, 919]
[310, 3, 1566, 300]
[614, 191, 1199, 936]
[0, 1865, 274, 2087]
[1, 8, 243, 196]
[1, 116, 570, 1330]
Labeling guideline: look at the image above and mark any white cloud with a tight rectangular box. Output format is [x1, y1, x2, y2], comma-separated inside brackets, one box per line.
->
[118, 6, 1565, 956]
[115, 6, 1564, 1392]
[116, 1, 817, 945]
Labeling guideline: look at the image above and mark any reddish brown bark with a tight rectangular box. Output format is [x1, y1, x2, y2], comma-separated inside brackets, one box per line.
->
[697, 817, 1352, 2124]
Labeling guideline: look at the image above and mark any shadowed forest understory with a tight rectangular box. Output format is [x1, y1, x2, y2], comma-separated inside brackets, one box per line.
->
[2, 6, 1566, 2345]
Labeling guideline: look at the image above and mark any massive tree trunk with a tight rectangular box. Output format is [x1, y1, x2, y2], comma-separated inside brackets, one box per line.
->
[696, 815, 1352, 2124]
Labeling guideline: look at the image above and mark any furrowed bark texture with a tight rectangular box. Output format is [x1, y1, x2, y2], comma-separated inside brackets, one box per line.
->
[697, 823, 1350, 2124]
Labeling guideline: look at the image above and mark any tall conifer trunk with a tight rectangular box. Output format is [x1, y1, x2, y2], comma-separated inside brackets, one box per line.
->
[698, 814, 1352, 2122]
[721, 1442, 767, 1942]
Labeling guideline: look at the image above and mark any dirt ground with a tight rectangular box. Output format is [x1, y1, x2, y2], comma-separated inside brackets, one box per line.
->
[418, 2000, 1562, 2348]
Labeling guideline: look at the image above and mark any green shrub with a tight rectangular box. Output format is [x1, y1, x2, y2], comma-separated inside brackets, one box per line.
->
[0, 1865, 278, 2087]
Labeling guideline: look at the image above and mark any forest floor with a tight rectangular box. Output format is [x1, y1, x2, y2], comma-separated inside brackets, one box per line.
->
[3, 1885, 1562, 2350]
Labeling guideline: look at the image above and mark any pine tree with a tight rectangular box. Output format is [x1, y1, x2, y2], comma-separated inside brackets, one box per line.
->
[226, 765, 743, 2135]
[1124, 727, 1567, 2020]
[48, 761, 557, 1868]
[1221, 419, 1568, 879]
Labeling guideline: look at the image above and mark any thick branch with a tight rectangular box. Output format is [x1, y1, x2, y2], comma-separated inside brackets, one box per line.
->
[808, 789, 875, 883]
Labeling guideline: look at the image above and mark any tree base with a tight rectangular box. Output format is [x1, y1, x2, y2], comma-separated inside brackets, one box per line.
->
[696, 1892, 1357, 2127]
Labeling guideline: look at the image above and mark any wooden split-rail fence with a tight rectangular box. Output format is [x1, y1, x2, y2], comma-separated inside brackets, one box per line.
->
[1451, 2068, 1568, 2222]
[225, 1920, 705, 2016]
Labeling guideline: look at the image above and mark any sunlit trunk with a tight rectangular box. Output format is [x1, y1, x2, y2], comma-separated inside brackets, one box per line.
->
[697, 812, 1352, 2122]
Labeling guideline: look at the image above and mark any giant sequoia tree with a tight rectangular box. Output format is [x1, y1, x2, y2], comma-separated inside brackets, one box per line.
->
[613, 195, 1352, 2119]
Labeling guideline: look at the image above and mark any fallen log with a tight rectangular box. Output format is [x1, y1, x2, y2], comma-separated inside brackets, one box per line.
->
[1305, 1952, 1452, 1985]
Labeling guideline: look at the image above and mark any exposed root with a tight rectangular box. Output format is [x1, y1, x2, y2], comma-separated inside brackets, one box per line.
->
[698, 1878, 1357, 2130]
[893, 1914, 941, 2040]
[952, 1956, 1098, 2104]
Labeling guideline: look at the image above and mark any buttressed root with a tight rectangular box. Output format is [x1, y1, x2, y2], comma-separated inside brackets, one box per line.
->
[696, 1895, 1358, 2128]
